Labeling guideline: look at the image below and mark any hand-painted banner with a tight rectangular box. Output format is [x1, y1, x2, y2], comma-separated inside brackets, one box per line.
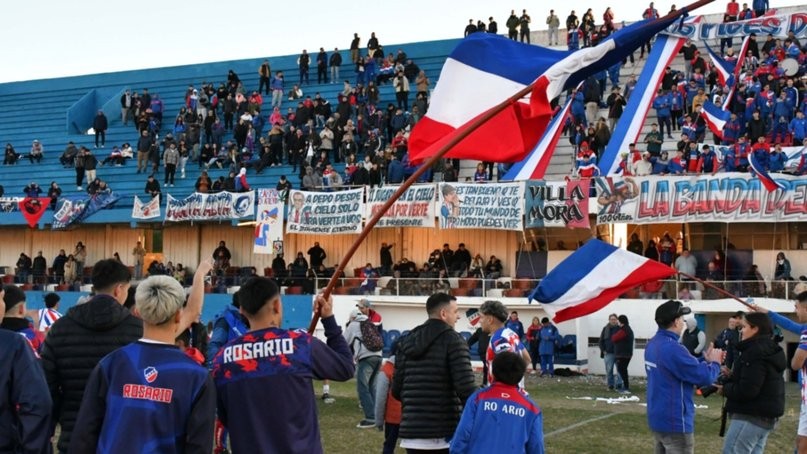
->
[0, 197, 22, 212]
[254, 189, 285, 255]
[594, 174, 807, 224]
[438, 182, 524, 231]
[52, 192, 120, 229]
[286, 188, 364, 234]
[19, 197, 50, 228]
[664, 12, 807, 40]
[165, 191, 255, 222]
[366, 184, 436, 228]
[526, 180, 591, 229]
[132, 195, 160, 220]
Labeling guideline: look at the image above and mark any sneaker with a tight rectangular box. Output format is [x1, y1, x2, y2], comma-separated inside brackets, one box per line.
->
[356, 419, 375, 429]
[322, 393, 335, 404]
[77, 186, 82, 191]
[619, 389, 632, 395]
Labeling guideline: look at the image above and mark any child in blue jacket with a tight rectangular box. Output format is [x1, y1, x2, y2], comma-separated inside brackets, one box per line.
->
[450, 351, 544, 454]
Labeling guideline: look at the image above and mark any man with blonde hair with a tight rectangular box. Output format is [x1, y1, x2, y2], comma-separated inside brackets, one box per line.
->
[71, 270, 215, 453]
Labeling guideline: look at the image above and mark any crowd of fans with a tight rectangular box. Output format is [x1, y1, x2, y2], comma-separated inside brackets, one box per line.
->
[555, 2, 807, 178]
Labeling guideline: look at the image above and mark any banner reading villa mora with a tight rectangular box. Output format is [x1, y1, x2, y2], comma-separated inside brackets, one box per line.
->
[438, 182, 524, 231]
[286, 189, 364, 234]
[254, 189, 284, 255]
[366, 184, 435, 228]
[165, 191, 255, 222]
[594, 174, 807, 225]
[526, 180, 590, 229]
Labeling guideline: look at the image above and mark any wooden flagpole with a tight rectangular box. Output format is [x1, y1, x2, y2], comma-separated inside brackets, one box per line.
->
[307, 0, 716, 333]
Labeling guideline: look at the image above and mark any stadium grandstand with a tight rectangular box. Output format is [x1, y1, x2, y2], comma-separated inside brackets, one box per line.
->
[0, 3, 805, 373]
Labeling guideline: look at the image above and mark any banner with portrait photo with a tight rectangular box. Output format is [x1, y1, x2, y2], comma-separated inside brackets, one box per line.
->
[286, 189, 364, 235]
[525, 180, 590, 229]
[254, 189, 285, 255]
[365, 184, 435, 228]
[132, 195, 160, 220]
[165, 191, 255, 222]
[437, 182, 524, 231]
[594, 174, 807, 224]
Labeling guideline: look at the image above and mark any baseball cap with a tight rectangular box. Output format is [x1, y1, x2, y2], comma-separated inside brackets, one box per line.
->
[3, 285, 26, 308]
[655, 300, 691, 326]
[357, 298, 372, 308]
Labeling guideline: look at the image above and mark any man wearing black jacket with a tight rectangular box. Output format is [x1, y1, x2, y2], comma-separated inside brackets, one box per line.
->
[93, 110, 108, 148]
[392, 293, 475, 452]
[41, 260, 141, 453]
[599, 314, 623, 390]
[329, 48, 342, 83]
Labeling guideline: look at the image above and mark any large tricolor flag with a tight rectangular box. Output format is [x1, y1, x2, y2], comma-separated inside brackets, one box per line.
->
[503, 96, 573, 180]
[528, 239, 676, 323]
[598, 18, 698, 175]
[749, 151, 786, 192]
[703, 42, 735, 88]
[408, 11, 687, 165]
[700, 101, 731, 140]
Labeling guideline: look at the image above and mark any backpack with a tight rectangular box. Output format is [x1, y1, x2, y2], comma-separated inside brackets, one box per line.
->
[359, 320, 384, 352]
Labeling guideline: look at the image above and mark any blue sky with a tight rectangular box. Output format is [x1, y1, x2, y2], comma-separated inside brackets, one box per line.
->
[0, 0, 802, 83]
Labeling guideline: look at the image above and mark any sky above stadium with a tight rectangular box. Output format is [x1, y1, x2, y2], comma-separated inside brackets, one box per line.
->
[1, 0, 803, 84]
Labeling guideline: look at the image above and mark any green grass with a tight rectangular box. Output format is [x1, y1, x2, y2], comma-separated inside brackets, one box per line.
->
[318, 373, 802, 453]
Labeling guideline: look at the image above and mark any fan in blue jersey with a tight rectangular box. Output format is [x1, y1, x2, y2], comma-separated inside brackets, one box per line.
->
[479, 300, 531, 387]
[70, 266, 216, 454]
[0, 287, 53, 454]
[207, 292, 249, 368]
[212, 277, 355, 454]
[450, 351, 544, 453]
[43, 259, 210, 453]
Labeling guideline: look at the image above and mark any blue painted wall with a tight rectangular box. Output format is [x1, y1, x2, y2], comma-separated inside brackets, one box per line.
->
[22, 291, 312, 329]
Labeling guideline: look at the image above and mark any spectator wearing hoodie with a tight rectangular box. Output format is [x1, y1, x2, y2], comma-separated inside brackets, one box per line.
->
[0, 286, 52, 454]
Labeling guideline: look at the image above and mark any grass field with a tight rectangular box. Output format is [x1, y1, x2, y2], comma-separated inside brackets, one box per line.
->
[318, 372, 803, 453]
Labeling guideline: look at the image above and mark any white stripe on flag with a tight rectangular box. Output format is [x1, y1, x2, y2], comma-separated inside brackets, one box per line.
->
[546, 249, 650, 309]
[602, 33, 684, 175]
[426, 58, 527, 129]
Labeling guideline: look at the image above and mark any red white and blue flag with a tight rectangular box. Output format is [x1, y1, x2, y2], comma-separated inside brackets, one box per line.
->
[408, 12, 686, 164]
[503, 96, 573, 180]
[749, 151, 786, 192]
[703, 42, 736, 89]
[528, 239, 676, 323]
[700, 100, 732, 140]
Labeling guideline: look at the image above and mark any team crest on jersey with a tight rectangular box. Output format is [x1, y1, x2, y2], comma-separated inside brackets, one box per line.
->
[144, 366, 158, 383]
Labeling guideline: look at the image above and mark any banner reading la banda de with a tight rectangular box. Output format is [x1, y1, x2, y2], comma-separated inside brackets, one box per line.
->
[594, 174, 807, 225]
